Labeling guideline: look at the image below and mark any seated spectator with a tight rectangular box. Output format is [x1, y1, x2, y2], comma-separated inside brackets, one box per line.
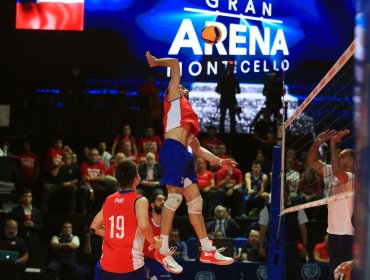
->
[80, 148, 108, 213]
[0, 220, 29, 280]
[253, 109, 276, 160]
[98, 141, 112, 168]
[47, 222, 81, 280]
[44, 137, 65, 172]
[214, 164, 246, 217]
[122, 141, 138, 163]
[42, 153, 80, 213]
[10, 189, 43, 243]
[206, 205, 240, 238]
[201, 126, 223, 155]
[241, 229, 264, 262]
[245, 160, 269, 215]
[314, 234, 329, 263]
[169, 228, 188, 261]
[137, 152, 163, 199]
[111, 124, 137, 156]
[254, 149, 271, 176]
[14, 142, 40, 196]
[138, 126, 162, 155]
[209, 143, 230, 172]
[195, 157, 216, 216]
[213, 230, 226, 239]
[297, 167, 323, 202]
[286, 158, 300, 206]
[105, 153, 126, 177]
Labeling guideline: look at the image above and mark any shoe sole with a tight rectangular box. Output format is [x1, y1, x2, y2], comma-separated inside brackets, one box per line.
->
[199, 259, 234, 265]
[155, 259, 183, 274]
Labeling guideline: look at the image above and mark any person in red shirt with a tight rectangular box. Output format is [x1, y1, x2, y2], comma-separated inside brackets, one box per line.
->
[215, 164, 246, 217]
[111, 124, 138, 156]
[314, 234, 329, 263]
[80, 148, 107, 213]
[142, 193, 172, 279]
[106, 153, 126, 177]
[209, 144, 231, 172]
[15, 142, 40, 195]
[201, 126, 223, 155]
[122, 141, 138, 164]
[90, 161, 161, 280]
[44, 138, 65, 172]
[195, 157, 215, 217]
[138, 126, 162, 155]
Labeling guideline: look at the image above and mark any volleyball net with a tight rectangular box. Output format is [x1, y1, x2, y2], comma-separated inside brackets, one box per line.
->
[280, 40, 356, 215]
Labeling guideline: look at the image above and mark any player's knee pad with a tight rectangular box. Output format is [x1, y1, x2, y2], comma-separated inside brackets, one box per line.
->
[187, 196, 203, 214]
[164, 193, 183, 212]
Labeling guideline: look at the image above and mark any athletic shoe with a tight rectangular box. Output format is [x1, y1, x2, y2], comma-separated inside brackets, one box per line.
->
[154, 247, 183, 274]
[200, 247, 234, 265]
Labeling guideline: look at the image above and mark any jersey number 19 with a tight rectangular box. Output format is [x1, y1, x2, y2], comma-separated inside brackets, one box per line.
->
[109, 215, 125, 239]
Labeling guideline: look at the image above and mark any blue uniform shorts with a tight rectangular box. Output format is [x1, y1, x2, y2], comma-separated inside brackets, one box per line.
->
[159, 138, 198, 188]
[95, 261, 146, 280]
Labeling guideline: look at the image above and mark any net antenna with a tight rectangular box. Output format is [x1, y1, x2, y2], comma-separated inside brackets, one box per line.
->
[280, 40, 356, 215]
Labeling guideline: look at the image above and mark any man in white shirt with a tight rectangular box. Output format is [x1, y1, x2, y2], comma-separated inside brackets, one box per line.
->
[307, 129, 354, 279]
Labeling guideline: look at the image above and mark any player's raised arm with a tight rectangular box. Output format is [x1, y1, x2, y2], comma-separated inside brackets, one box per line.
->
[145, 51, 180, 101]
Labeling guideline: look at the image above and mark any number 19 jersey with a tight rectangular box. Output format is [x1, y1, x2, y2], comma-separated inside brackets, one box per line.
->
[100, 190, 145, 273]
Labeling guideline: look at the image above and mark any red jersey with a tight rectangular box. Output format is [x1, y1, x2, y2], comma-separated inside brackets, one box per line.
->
[314, 242, 329, 260]
[114, 135, 137, 154]
[196, 170, 214, 190]
[216, 168, 243, 188]
[143, 216, 161, 259]
[44, 147, 64, 171]
[81, 160, 106, 188]
[100, 190, 145, 273]
[17, 153, 39, 180]
[163, 94, 200, 137]
[106, 163, 117, 177]
[201, 138, 222, 154]
[138, 136, 162, 153]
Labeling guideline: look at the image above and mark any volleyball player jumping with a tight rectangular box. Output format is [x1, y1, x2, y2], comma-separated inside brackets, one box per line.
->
[146, 51, 236, 274]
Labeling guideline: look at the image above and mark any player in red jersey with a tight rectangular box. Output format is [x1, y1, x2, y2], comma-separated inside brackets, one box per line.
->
[90, 161, 161, 280]
[146, 51, 236, 274]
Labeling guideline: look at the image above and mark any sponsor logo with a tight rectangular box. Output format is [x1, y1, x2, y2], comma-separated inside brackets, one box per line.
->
[301, 263, 321, 280]
[195, 271, 216, 280]
[256, 265, 268, 280]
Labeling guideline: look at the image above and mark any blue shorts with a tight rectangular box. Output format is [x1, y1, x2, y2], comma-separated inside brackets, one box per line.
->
[95, 261, 146, 280]
[144, 258, 172, 279]
[159, 138, 198, 188]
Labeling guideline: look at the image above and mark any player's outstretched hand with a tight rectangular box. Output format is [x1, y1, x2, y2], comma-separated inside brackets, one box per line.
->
[331, 129, 350, 145]
[220, 158, 237, 169]
[152, 236, 162, 250]
[146, 51, 157, 67]
[316, 129, 337, 144]
[334, 260, 353, 280]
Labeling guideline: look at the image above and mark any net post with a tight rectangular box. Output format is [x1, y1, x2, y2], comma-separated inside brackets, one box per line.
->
[268, 145, 284, 280]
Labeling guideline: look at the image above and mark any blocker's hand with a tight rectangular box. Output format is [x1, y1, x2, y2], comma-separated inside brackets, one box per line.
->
[146, 51, 158, 67]
[334, 260, 353, 280]
[220, 158, 237, 169]
[331, 129, 350, 145]
[316, 129, 337, 144]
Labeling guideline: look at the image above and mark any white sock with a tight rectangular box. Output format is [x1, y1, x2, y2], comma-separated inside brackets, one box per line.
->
[160, 234, 169, 254]
[200, 237, 213, 251]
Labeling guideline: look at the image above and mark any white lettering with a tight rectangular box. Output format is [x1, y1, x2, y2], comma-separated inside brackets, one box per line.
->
[281, 59, 289, 71]
[270, 29, 289, 55]
[168, 19, 203, 55]
[206, 0, 218, 9]
[254, 60, 260, 72]
[207, 61, 218, 75]
[245, 0, 256, 14]
[263, 60, 270, 72]
[249, 26, 270, 55]
[229, 24, 247, 55]
[262, 2, 272, 16]
[240, 60, 251, 73]
[189, 61, 202, 76]
[229, 0, 238, 11]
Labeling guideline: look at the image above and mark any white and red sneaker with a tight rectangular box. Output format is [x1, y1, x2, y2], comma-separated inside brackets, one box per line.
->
[200, 247, 234, 265]
[154, 247, 183, 274]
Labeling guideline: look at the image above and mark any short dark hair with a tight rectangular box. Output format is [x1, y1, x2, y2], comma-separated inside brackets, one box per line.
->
[149, 192, 165, 204]
[252, 160, 262, 166]
[115, 161, 138, 188]
[22, 189, 32, 195]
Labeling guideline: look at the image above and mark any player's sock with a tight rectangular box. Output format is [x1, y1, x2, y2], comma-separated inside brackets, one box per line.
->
[200, 237, 213, 251]
[159, 234, 169, 254]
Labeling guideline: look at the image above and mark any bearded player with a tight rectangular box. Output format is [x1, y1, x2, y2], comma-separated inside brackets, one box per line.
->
[146, 51, 236, 274]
